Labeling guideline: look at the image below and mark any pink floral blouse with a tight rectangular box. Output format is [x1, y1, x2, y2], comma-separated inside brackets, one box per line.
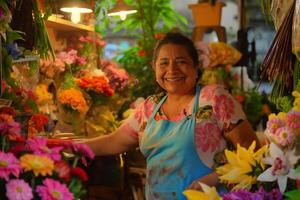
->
[119, 84, 246, 168]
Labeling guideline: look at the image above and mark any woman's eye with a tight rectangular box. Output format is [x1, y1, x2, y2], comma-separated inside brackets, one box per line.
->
[176, 60, 187, 65]
[159, 62, 168, 66]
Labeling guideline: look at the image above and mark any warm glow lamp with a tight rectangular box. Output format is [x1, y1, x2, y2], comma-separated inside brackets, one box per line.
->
[60, 0, 93, 24]
[107, 0, 137, 20]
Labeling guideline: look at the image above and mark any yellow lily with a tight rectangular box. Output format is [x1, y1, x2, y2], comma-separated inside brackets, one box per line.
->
[183, 183, 221, 200]
[216, 141, 268, 191]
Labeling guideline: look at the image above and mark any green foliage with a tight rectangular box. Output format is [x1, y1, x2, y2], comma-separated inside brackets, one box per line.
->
[109, 0, 188, 99]
[243, 89, 263, 125]
[32, 0, 54, 59]
[259, 0, 273, 22]
[61, 73, 77, 90]
[273, 96, 293, 113]
[284, 190, 300, 200]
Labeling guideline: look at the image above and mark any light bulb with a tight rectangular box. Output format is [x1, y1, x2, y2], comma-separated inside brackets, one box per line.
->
[71, 12, 81, 24]
[120, 13, 127, 20]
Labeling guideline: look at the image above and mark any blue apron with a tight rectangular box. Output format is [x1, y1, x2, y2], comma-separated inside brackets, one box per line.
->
[140, 85, 213, 200]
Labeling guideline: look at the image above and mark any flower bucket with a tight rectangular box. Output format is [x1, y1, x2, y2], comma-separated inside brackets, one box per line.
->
[188, 2, 225, 26]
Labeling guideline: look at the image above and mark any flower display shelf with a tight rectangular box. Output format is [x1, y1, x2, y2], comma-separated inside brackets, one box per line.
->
[45, 15, 95, 32]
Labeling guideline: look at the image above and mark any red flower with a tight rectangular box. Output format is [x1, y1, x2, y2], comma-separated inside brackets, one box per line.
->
[154, 32, 165, 40]
[55, 160, 71, 182]
[297, 180, 300, 189]
[8, 142, 26, 156]
[235, 94, 245, 104]
[0, 107, 16, 117]
[29, 114, 49, 132]
[71, 167, 88, 182]
[138, 49, 146, 57]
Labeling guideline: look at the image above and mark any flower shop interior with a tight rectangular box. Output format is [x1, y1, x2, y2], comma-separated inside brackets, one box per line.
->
[0, 0, 300, 200]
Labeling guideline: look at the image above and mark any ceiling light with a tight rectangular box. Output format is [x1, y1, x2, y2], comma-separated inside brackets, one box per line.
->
[107, 0, 137, 20]
[60, 0, 93, 24]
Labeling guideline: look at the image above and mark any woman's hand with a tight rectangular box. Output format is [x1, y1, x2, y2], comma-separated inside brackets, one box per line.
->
[187, 172, 219, 191]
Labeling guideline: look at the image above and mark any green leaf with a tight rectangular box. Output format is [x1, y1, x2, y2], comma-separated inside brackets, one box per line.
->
[296, 165, 300, 173]
[284, 190, 300, 200]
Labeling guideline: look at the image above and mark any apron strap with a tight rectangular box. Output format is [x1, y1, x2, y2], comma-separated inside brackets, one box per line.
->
[149, 84, 201, 121]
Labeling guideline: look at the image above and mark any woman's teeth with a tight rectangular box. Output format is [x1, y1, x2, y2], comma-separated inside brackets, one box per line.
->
[164, 77, 183, 81]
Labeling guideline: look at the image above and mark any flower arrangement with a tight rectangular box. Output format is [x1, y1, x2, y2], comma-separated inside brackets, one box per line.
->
[184, 90, 300, 200]
[76, 74, 114, 105]
[39, 58, 66, 79]
[100, 59, 131, 92]
[57, 88, 88, 114]
[196, 41, 242, 70]
[57, 49, 87, 75]
[27, 114, 49, 138]
[0, 106, 94, 200]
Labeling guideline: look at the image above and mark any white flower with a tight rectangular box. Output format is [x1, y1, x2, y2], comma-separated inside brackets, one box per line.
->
[257, 143, 300, 193]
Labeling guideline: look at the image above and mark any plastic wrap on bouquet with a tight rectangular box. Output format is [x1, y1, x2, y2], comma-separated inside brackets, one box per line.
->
[55, 103, 87, 135]
[55, 88, 90, 135]
[293, 0, 300, 60]
[11, 56, 39, 90]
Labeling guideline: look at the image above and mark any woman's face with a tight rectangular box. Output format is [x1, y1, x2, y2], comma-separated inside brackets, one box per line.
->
[154, 43, 198, 95]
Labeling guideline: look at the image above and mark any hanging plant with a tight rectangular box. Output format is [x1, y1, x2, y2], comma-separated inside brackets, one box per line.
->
[32, 0, 54, 59]
[259, 1, 296, 103]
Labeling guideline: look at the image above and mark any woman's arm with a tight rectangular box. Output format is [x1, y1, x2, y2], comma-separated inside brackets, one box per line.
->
[80, 128, 138, 156]
[224, 120, 260, 149]
[188, 172, 219, 190]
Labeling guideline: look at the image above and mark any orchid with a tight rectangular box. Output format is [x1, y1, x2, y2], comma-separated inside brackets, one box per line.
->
[257, 143, 300, 193]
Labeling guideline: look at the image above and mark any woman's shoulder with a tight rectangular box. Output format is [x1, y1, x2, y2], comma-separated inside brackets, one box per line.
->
[199, 84, 231, 101]
[148, 92, 165, 104]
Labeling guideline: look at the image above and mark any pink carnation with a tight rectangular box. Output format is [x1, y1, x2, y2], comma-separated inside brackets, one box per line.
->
[6, 179, 33, 200]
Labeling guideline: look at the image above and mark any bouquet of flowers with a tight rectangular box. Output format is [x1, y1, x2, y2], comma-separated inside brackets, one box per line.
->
[101, 59, 131, 92]
[57, 87, 89, 114]
[76, 74, 114, 105]
[0, 106, 94, 200]
[183, 89, 300, 200]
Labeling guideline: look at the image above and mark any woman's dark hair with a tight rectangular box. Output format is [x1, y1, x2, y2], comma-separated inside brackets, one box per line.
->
[153, 32, 200, 67]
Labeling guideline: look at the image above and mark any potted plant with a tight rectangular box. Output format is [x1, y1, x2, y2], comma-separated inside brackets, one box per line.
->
[188, 0, 226, 26]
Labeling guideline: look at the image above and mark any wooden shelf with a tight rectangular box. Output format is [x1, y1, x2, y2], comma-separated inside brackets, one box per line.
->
[46, 15, 95, 32]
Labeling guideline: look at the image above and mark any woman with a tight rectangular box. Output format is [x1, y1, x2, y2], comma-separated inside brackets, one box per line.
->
[84, 32, 259, 200]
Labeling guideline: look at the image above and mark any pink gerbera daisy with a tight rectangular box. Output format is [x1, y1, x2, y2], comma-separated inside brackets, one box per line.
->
[286, 110, 300, 129]
[26, 137, 63, 161]
[0, 151, 21, 180]
[274, 127, 295, 147]
[6, 179, 33, 200]
[36, 178, 74, 200]
[266, 118, 285, 134]
[71, 143, 95, 166]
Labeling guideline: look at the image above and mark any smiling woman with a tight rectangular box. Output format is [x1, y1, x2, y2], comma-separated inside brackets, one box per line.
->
[81, 32, 260, 200]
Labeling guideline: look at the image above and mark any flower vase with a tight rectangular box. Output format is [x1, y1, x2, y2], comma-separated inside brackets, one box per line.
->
[56, 103, 87, 136]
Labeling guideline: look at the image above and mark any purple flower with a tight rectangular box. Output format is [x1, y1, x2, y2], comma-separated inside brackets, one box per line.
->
[6, 179, 33, 200]
[6, 43, 22, 59]
[221, 187, 283, 200]
[0, 8, 5, 19]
